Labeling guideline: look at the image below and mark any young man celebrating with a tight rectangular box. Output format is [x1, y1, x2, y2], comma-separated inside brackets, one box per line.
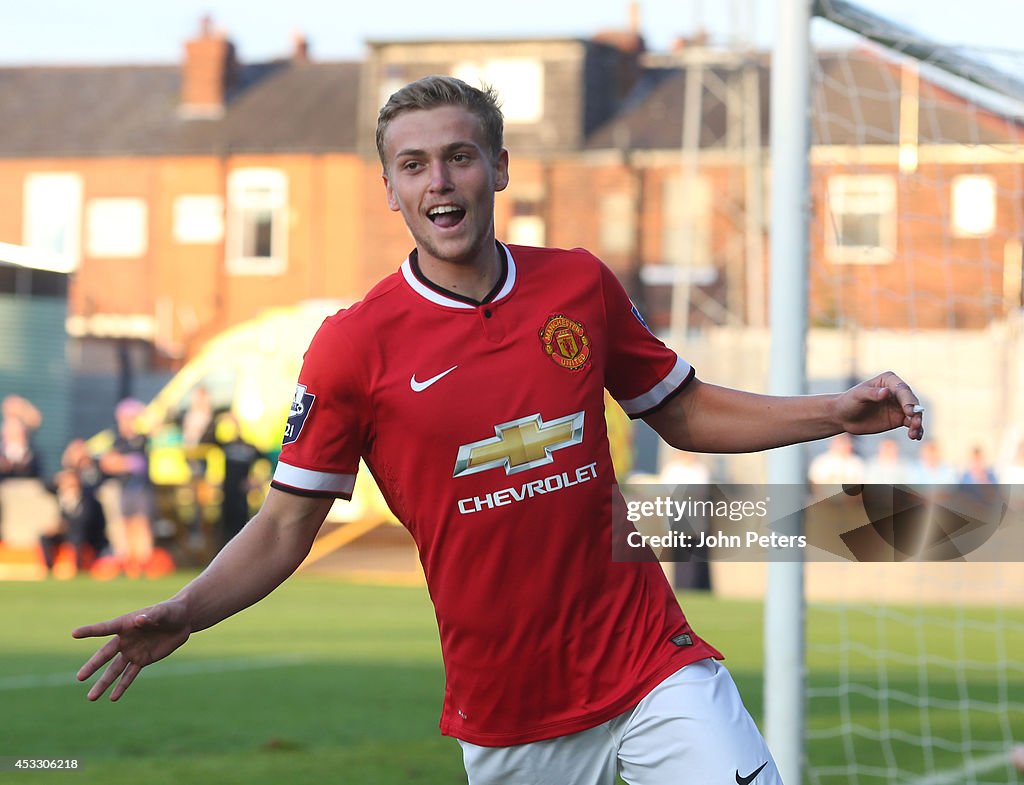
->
[74, 76, 925, 785]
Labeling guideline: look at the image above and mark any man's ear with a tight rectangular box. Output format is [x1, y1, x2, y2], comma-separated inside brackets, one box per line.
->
[382, 171, 401, 212]
[494, 148, 510, 192]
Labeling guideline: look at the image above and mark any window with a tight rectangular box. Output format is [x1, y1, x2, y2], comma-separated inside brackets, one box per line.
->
[951, 175, 996, 238]
[825, 175, 897, 263]
[453, 58, 544, 124]
[22, 173, 82, 272]
[506, 200, 545, 247]
[226, 169, 288, 276]
[86, 198, 148, 258]
[600, 192, 636, 256]
[174, 195, 225, 244]
[662, 174, 711, 269]
[379, 65, 407, 112]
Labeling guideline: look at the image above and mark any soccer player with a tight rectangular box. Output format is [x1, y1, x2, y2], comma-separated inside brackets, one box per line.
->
[73, 76, 925, 785]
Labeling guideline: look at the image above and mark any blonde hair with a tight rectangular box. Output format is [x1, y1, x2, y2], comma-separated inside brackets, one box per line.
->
[376, 75, 504, 170]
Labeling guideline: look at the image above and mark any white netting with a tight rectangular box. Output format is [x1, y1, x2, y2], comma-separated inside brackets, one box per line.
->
[802, 4, 1024, 783]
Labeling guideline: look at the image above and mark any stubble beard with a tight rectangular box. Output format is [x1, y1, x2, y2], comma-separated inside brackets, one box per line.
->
[412, 214, 496, 268]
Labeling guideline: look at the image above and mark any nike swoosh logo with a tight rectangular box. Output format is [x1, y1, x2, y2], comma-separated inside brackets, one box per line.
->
[410, 365, 458, 392]
[736, 762, 768, 785]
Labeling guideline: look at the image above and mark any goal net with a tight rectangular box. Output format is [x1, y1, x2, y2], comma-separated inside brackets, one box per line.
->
[801, 2, 1024, 783]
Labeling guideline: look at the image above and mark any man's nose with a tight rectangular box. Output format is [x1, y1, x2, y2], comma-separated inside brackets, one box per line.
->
[428, 161, 453, 191]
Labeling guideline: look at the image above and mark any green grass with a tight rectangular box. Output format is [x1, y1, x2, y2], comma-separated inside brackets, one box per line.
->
[1, 576, 1021, 784]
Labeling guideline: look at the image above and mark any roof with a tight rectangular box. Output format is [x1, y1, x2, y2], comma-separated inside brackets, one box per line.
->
[813, 49, 1023, 146]
[586, 62, 771, 150]
[586, 48, 1022, 151]
[366, 36, 588, 50]
[3, 43, 1019, 160]
[0, 60, 362, 158]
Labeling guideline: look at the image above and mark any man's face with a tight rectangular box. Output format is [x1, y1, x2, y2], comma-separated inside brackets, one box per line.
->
[382, 105, 509, 268]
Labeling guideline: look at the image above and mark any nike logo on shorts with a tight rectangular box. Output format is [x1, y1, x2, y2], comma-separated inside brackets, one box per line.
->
[736, 761, 768, 785]
[410, 365, 458, 392]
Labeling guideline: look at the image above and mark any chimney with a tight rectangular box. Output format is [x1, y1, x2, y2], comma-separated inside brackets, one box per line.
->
[292, 31, 310, 63]
[671, 30, 710, 51]
[628, 0, 641, 34]
[593, 2, 645, 56]
[180, 16, 237, 119]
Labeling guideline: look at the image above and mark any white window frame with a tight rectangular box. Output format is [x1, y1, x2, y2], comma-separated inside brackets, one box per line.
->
[600, 192, 636, 256]
[226, 168, 288, 276]
[825, 174, 897, 264]
[662, 174, 711, 269]
[453, 58, 544, 125]
[507, 215, 546, 247]
[951, 174, 996, 238]
[22, 172, 83, 271]
[174, 195, 225, 244]
[86, 197, 148, 258]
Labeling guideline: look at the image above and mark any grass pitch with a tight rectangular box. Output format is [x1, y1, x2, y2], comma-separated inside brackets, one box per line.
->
[2, 574, 1020, 784]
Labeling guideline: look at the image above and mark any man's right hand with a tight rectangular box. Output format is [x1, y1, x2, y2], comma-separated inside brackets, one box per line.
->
[72, 600, 191, 701]
[71, 490, 334, 703]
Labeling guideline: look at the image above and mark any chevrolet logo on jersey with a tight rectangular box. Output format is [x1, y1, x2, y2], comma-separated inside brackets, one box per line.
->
[453, 412, 585, 478]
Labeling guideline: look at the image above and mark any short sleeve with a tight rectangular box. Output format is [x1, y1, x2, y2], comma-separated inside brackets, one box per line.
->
[271, 316, 370, 499]
[598, 260, 695, 419]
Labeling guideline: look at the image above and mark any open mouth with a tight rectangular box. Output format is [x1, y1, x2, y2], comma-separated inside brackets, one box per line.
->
[427, 205, 467, 229]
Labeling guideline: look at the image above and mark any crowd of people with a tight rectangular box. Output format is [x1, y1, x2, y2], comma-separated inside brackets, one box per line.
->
[0, 390, 266, 579]
[807, 433, 1023, 487]
[655, 433, 1023, 491]
[2, 382, 1021, 582]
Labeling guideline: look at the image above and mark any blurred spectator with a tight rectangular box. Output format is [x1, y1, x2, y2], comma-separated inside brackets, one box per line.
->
[99, 398, 156, 578]
[0, 416, 40, 480]
[61, 439, 105, 492]
[50, 439, 110, 572]
[959, 445, 996, 485]
[809, 433, 865, 486]
[181, 386, 215, 448]
[864, 438, 911, 485]
[0, 399, 43, 547]
[39, 468, 109, 576]
[181, 386, 218, 548]
[2, 394, 42, 432]
[214, 413, 266, 549]
[909, 441, 958, 484]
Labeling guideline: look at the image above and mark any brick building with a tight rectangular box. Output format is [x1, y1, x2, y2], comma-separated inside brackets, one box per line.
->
[1, 17, 1021, 413]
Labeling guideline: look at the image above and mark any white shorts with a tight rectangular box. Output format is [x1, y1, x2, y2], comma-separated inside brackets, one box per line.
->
[458, 659, 783, 785]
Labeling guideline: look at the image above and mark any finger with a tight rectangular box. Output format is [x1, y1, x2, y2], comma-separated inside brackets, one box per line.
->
[902, 408, 925, 441]
[110, 661, 143, 701]
[890, 380, 921, 412]
[77, 637, 122, 682]
[72, 618, 123, 639]
[87, 653, 129, 702]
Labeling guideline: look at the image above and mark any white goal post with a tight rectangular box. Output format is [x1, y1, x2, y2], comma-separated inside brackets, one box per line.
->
[765, 2, 1024, 784]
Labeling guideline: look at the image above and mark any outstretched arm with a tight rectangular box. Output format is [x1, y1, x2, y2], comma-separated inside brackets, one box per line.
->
[72, 488, 334, 701]
[644, 371, 924, 454]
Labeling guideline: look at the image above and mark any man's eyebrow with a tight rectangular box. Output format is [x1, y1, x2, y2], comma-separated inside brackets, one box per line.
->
[394, 147, 426, 159]
[441, 140, 478, 154]
[393, 141, 479, 160]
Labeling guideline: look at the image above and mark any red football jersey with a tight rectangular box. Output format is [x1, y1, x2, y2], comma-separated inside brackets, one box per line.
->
[272, 243, 722, 746]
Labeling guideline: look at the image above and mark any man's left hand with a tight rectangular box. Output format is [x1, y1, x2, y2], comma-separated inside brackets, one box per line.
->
[835, 371, 924, 440]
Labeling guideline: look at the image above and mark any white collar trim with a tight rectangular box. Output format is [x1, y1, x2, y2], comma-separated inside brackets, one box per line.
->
[400, 243, 517, 309]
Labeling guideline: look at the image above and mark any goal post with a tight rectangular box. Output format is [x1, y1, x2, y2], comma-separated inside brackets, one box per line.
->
[765, 1, 1024, 784]
[764, 2, 813, 785]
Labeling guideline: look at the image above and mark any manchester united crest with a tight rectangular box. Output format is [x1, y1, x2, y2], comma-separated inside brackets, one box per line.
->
[540, 314, 592, 371]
